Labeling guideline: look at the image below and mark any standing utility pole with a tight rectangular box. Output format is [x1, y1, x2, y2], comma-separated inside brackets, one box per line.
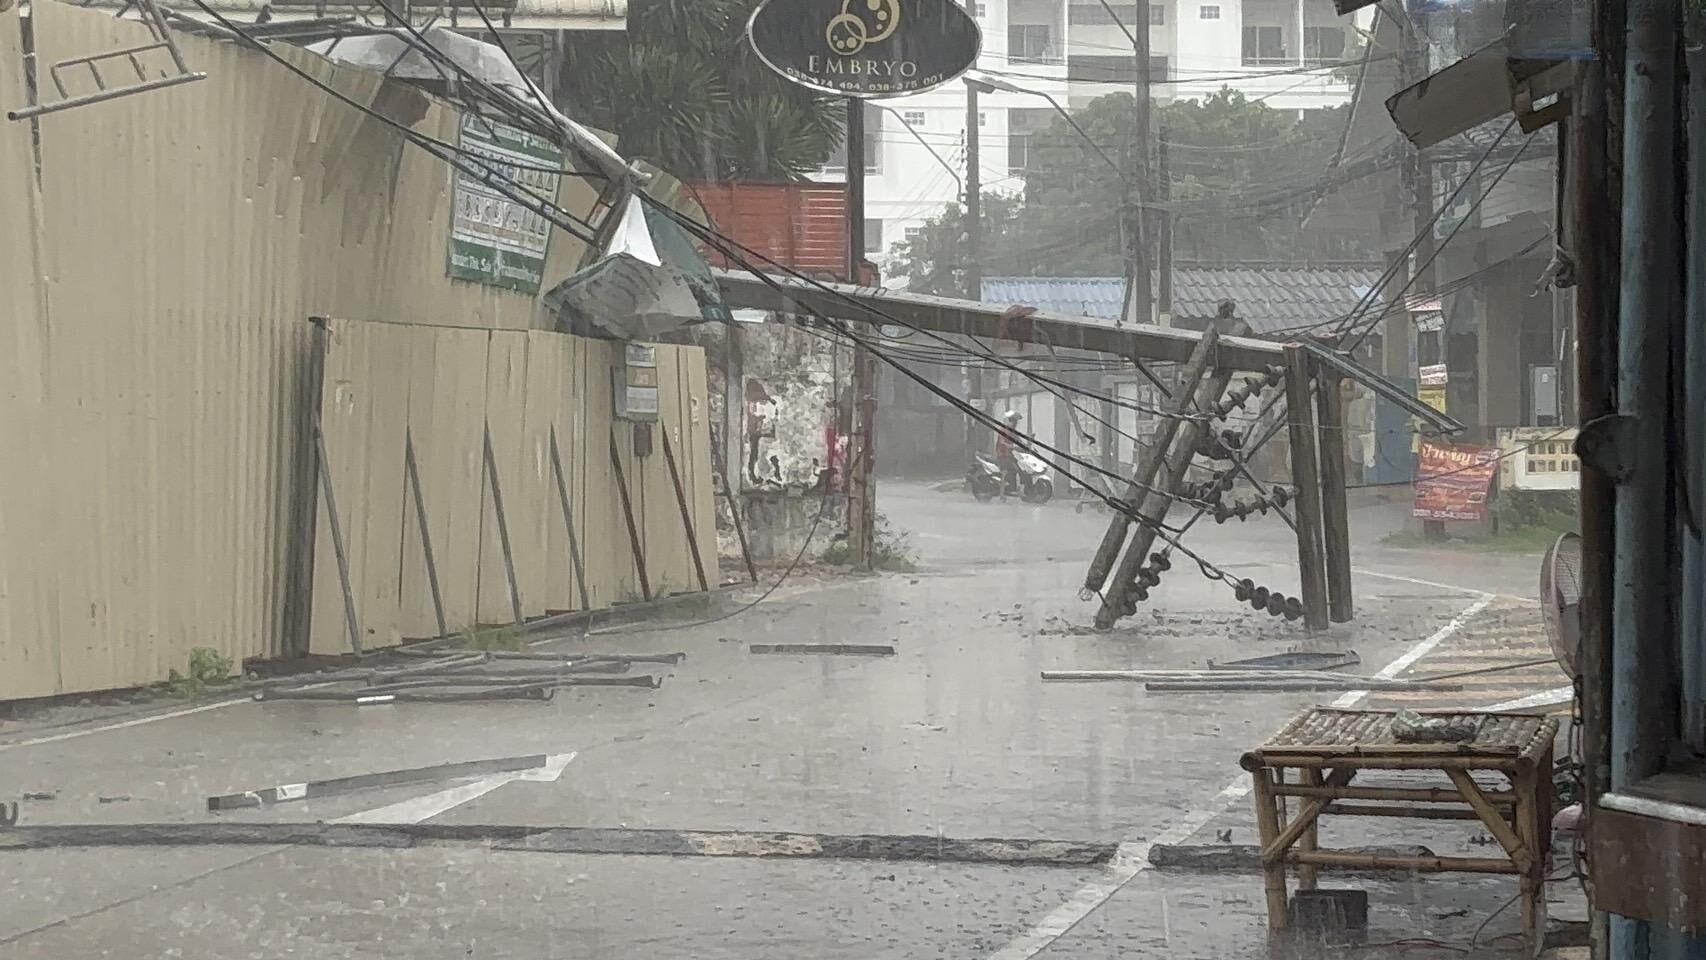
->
[1157, 124, 1173, 324]
[1398, 12, 1443, 537]
[1123, 2, 1152, 327]
[845, 98, 877, 570]
[964, 80, 985, 465]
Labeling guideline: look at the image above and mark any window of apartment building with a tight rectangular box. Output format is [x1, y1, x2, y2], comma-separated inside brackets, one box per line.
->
[1199, 4, 1220, 19]
[823, 103, 883, 174]
[1304, 25, 1347, 63]
[1150, 3, 1165, 24]
[1007, 107, 1052, 174]
[962, 0, 985, 15]
[979, 111, 988, 126]
[1067, 54, 1170, 83]
[904, 226, 925, 242]
[902, 110, 926, 127]
[1069, 3, 1137, 25]
[1008, 24, 1056, 63]
[1242, 24, 1287, 64]
[864, 218, 884, 254]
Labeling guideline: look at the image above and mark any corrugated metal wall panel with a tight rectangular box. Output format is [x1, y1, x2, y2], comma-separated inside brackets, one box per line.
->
[0, 1, 627, 696]
[1, 8, 55, 699]
[307, 321, 713, 654]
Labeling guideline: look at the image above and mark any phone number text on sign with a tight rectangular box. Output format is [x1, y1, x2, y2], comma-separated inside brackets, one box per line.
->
[1413, 440, 1500, 522]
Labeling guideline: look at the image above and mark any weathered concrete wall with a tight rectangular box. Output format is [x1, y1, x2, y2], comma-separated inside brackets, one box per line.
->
[737, 491, 847, 565]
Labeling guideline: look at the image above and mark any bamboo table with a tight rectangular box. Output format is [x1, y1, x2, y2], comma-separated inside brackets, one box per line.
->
[1240, 707, 1558, 952]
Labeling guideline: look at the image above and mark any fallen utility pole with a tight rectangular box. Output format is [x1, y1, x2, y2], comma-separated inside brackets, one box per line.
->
[0, 823, 1117, 867]
[1098, 338, 1242, 628]
[1084, 327, 1220, 596]
[206, 755, 548, 811]
[749, 643, 896, 657]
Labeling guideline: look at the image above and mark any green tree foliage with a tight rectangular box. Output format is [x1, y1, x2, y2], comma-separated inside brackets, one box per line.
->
[556, 0, 846, 180]
[889, 89, 1373, 292]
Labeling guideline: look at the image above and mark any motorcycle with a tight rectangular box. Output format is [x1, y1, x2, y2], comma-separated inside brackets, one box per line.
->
[967, 451, 1055, 504]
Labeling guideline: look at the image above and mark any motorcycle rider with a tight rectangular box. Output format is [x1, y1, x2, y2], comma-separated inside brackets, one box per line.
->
[995, 409, 1023, 497]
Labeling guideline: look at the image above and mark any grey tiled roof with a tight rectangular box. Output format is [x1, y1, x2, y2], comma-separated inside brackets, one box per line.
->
[983, 264, 1385, 336]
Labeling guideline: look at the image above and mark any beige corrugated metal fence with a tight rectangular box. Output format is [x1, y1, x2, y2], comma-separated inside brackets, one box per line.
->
[307, 318, 714, 655]
[0, 3, 713, 699]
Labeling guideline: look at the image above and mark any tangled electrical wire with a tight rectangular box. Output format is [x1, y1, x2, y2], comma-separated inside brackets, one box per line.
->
[184, 7, 1564, 625]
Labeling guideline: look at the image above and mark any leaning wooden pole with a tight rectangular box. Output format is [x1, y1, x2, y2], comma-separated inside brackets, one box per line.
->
[1282, 344, 1330, 631]
[1083, 328, 1219, 596]
[1097, 366, 1235, 629]
[1315, 370, 1354, 623]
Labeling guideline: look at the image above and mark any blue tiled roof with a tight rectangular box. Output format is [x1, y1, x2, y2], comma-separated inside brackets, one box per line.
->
[983, 264, 1386, 336]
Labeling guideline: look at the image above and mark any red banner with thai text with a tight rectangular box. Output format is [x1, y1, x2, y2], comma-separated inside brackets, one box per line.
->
[1413, 440, 1500, 522]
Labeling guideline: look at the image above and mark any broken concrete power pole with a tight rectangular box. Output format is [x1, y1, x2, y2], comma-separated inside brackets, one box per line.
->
[1082, 328, 1220, 597]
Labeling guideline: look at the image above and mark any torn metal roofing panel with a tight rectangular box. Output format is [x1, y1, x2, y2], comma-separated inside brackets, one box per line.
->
[305, 27, 530, 87]
[1384, 40, 1573, 148]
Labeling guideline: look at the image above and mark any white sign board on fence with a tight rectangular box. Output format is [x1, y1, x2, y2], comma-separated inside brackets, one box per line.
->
[1498, 427, 1580, 491]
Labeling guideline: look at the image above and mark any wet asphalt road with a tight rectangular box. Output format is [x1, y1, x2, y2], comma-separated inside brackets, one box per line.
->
[0, 483, 1544, 959]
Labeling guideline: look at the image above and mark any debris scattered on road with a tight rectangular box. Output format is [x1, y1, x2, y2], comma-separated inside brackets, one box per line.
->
[1211, 651, 1361, 672]
[21, 791, 57, 802]
[749, 644, 896, 656]
[252, 650, 678, 705]
[0, 822, 1118, 866]
[96, 795, 131, 804]
[1041, 669, 1460, 693]
[206, 754, 550, 811]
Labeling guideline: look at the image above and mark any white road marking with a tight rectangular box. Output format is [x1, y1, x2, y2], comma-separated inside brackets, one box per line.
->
[1480, 686, 1574, 712]
[334, 752, 576, 825]
[985, 590, 1494, 960]
[1353, 569, 1527, 603]
[986, 781, 1250, 960]
[0, 697, 251, 752]
[1330, 592, 1496, 709]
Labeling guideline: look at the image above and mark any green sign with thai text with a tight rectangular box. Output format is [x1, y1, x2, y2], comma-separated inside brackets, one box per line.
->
[448, 115, 562, 294]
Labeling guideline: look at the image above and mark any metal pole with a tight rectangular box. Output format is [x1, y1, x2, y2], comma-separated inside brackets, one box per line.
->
[1611, 0, 1677, 795]
[660, 431, 711, 593]
[404, 430, 448, 638]
[313, 420, 363, 656]
[1685, 40, 1706, 754]
[1570, 22, 1618, 958]
[965, 81, 984, 465]
[1083, 329, 1218, 596]
[1612, 5, 1680, 957]
[547, 426, 592, 610]
[482, 424, 525, 626]
[608, 425, 652, 602]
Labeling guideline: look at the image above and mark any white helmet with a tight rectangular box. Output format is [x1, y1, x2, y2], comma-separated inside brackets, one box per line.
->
[1003, 410, 1022, 424]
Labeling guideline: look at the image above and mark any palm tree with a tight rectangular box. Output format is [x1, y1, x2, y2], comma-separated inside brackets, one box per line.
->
[557, 0, 846, 181]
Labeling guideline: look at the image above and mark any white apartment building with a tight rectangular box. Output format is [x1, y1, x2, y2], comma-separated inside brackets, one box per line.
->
[820, 0, 1362, 282]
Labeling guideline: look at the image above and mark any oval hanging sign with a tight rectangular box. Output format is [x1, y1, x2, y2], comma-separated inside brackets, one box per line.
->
[747, 0, 983, 99]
